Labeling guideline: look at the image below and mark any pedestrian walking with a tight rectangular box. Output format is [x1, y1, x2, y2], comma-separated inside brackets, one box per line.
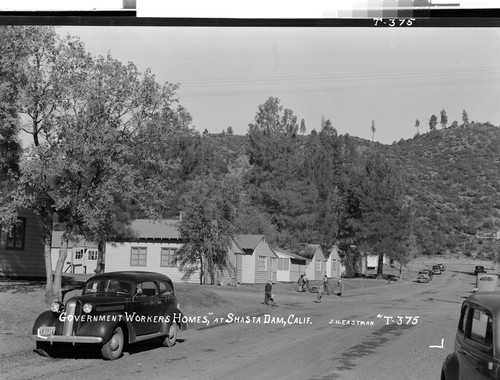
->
[315, 285, 324, 303]
[323, 275, 329, 295]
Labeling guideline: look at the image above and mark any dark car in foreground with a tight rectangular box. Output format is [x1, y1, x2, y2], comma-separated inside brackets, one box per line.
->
[441, 292, 500, 379]
[33, 271, 186, 360]
[474, 266, 486, 276]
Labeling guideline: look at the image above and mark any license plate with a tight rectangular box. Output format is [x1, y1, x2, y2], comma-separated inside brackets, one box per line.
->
[38, 326, 55, 336]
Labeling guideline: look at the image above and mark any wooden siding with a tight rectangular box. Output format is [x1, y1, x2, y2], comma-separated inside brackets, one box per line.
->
[253, 240, 277, 284]
[50, 247, 99, 274]
[104, 241, 200, 284]
[241, 254, 254, 283]
[304, 246, 326, 280]
[214, 241, 239, 285]
[0, 211, 45, 278]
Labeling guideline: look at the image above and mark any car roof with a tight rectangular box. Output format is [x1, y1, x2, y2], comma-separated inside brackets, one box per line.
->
[467, 292, 500, 314]
[87, 271, 173, 283]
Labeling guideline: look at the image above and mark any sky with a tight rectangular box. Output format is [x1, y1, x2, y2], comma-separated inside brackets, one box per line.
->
[54, 25, 500, 145]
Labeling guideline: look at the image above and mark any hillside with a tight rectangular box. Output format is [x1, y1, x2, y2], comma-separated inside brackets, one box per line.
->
[385, 124, 500, 257]
[205, 123, 500, 258]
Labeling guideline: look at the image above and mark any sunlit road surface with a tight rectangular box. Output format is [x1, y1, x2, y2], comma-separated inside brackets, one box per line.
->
[2, 263, 475, 380]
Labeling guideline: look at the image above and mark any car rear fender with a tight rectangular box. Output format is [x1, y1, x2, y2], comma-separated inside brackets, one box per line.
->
[442, 352, 459, 380]
[162, 307, 187, 331]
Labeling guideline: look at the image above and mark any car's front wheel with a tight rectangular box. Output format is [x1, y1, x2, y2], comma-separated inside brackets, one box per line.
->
[162, 323, 178, 347]
[35, 341, 56, 357]
[101, 326, 124, 360]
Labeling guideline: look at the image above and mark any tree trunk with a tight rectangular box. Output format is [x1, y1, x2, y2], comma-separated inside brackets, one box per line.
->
[399, 263, 403, 280]
[199, 253, 204, 285]
[95, 240, 105, 274]
[52, 237, 69, 302]
[376, 252, 384, 279]
[42, 208, 54, 305]
[343, 246, 356, 278]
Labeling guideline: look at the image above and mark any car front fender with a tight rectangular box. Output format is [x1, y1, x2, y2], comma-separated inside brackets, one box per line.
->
[32, 310, 64, 335]
[441, 352, 459, 380]
[76, 313, 133, 343]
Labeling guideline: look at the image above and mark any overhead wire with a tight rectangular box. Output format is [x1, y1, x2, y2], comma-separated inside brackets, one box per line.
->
[174, 66, 500, 97]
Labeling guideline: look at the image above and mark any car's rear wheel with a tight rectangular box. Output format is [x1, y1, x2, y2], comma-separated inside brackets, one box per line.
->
[162, 323, 178, 347]
[101, 326, 124, 360]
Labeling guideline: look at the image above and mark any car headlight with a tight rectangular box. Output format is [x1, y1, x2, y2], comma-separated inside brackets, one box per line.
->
[50, 301, 64, 313]
[83, 303, 93, 313]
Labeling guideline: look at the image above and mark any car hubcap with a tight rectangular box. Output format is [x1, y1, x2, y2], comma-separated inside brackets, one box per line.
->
[111, 333, 120, 350]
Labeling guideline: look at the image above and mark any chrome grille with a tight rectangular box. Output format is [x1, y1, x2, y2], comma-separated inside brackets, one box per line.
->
[62, 300, 77, 336]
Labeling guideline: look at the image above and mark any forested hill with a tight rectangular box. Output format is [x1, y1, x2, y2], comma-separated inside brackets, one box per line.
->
[383, 123, 500, 256]
[205, 123, 500, 258]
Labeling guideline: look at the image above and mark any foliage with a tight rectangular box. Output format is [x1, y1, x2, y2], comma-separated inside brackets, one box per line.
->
[1, 26, 184, 302]
[176, 174, 241, 284]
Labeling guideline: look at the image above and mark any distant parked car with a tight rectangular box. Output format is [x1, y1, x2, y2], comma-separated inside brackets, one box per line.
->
[432, 265, 442, 275]
[32, 271, 186, 360]
[474, 265, 486, 276]
[422, 269, 433, 280]
[441, 292, 500, 379]
[417, 271, 431, 283]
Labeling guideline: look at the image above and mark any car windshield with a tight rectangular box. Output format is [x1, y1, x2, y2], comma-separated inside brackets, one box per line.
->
[83, 279, 132, 295]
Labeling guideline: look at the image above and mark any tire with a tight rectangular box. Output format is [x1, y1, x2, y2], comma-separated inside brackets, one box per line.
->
[162, 323, 178, 347]
[101, 326, 124, 360]
[35, 341, 56, 357]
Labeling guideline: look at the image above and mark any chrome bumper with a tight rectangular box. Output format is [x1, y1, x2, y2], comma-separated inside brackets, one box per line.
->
[33, 334, 103, 344]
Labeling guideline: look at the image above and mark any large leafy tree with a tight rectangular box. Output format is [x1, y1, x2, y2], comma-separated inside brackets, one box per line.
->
[245, 97, 317, 247]
[2, 26, 182, 302]
[357, 153, 410, 278]
[176, 174, 241, 284]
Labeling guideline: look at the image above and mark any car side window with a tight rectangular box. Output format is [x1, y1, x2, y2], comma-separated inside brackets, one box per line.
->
[159, 281, 174, 295]
[458, 304, 469, 334]
[468, 308, 493, 347]
[136, 281, 158, 297]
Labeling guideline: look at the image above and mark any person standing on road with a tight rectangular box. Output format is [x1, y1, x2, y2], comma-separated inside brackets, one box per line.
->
[303, 274, 309, 292]
[323, 275, 329, 295]
[265, 279, 275, 305]
[337, 277, 345, 297]
[298, 274, 305, 292]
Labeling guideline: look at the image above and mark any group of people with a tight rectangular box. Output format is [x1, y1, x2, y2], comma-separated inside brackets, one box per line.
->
[264, 275, 345, 306]
[300, 274, 344, 303]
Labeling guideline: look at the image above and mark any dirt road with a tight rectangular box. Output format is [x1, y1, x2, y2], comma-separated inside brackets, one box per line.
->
[1, 263, 475, 380]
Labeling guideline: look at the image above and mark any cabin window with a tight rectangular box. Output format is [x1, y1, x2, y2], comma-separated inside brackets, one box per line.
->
[332, 259, 337, 270]
[278, 258, 289, 270]
[74, 250, 84, 260]
[316, 260, 322, 271]
[88, 250, 98, 260]
[5, 217, 26, 251]
[130, 247, 147, 266]
[161, 248, 177, 267]
[258, 256, 267, 271]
